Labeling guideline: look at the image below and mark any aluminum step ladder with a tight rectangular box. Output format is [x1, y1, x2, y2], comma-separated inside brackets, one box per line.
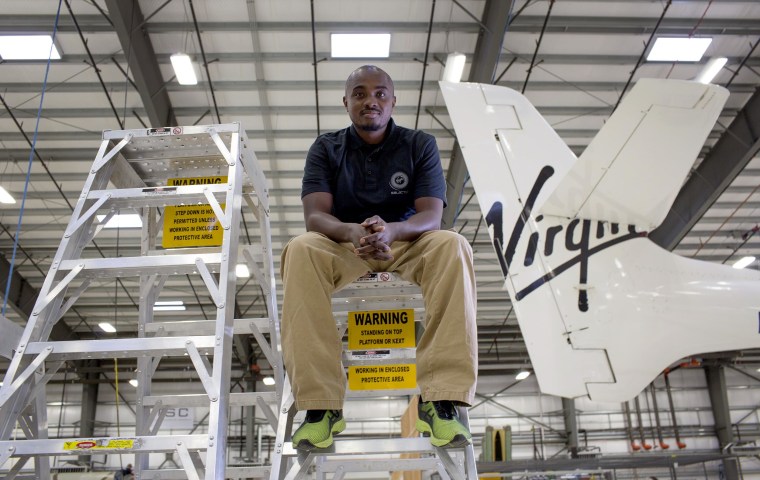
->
[270, 272, 478, 480]
[0, 123, 283, 480]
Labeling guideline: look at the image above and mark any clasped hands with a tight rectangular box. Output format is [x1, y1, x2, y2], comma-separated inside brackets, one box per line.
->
[352, 215, 394, 261]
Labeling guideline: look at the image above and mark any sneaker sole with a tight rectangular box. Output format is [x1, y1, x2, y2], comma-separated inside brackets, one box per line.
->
[295, 418, 346, 450]
[415, 419, 472, 448]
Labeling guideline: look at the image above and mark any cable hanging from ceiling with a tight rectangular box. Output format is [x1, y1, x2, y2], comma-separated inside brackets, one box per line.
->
[1, 0, 63, 317]
[188, 0, 221, 123]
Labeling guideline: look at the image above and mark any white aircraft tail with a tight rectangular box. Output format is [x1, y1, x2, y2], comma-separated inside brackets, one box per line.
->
[440, 79, 760, 402]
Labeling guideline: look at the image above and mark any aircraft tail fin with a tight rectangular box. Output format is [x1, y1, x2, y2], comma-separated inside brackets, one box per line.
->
[440, 79, 759, 402]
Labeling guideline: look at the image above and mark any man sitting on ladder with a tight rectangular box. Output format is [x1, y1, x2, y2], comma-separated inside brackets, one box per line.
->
[280, 65, 478, 450]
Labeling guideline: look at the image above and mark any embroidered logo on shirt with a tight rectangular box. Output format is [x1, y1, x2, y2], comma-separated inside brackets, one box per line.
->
[390, 172, 409, 192]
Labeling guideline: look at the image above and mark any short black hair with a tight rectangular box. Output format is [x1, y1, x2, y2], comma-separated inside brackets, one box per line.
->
[345, 65, 394, 95]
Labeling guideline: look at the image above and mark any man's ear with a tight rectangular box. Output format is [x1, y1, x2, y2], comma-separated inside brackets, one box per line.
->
[343, 96, 348, 109]
[392, 96, 397, 108]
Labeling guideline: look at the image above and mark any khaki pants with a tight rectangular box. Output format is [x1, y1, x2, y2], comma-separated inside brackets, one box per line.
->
[280, 230, 478, 411]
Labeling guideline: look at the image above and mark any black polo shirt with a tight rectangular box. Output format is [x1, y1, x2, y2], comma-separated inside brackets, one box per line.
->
[302, 118, 446, 224]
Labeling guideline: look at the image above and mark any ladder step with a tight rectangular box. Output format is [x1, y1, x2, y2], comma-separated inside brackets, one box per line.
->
[281, 437, 448, 457]
[333, 286, 422, 298]
[316, 457, 446, 475]
[24, 336, 216, 360]
[143, 391, 277, 407]
[346, 388, 419, 398]
[59, 253, 222, 278]
[343, 348, 416, 365]
[145, 318, 271, 336]
[87, 183, 240, 209]
[0, 434, 209, 456]
[141, 466, 271, 479]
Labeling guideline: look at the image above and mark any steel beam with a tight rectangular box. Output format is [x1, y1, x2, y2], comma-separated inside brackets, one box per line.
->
[705, 365, 740, 480]
[562, 397, 579, 458]
[77, 359, 100, 465]
[2, 79, 759, 94]
[650, 87, 760, 250]
[104, 0, 177, 127]
[0, 252, 39, 319]
[442, 0, 514, 228]
[2, 16, 760, 35]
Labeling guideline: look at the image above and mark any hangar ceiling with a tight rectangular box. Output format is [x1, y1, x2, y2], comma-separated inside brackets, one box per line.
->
[0, 0, 759, 382]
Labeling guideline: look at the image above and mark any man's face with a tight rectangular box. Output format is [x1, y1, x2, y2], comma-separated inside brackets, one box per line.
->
[343, 69, 396, 132]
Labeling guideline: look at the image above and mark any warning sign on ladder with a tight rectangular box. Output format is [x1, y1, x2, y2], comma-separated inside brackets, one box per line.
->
[347, 309, 415, 349]
[348, 364, 416, 390]
[63, 438, 135, 450]
[162, 176, 226, 248]
[347, 308, 416, 390]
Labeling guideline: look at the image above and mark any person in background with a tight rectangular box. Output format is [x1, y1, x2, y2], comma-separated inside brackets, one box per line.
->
[114, 463, 133, 479]
[280, 65, 478, 450]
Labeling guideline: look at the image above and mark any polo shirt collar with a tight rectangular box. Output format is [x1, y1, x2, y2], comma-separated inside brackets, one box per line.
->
[348, 118, 398, 150]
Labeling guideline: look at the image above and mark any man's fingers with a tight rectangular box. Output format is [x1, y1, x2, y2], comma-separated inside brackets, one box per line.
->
[372, 252, 394, 261]
[354, 241, 391, 260]
[361, 231, 387, 244]
[354, 245, 374, 254]
[371, 242, 390, 252]
[361, 236, 390, 251]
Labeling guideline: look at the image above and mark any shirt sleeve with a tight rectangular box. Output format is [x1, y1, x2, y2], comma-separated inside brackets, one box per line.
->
[413, 132, 447, 206]
[301, 138, 334, 198]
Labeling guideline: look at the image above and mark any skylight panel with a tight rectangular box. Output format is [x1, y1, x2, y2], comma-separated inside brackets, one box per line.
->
[170, 53, 198, 85]
[331, 33, 391, 58]
[0, 35, 61, 60]
[647, 37, 712, 62]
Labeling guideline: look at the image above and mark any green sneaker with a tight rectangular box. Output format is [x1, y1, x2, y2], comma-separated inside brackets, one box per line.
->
[416, 400, 472, 448]
[292, 410, 346, 450]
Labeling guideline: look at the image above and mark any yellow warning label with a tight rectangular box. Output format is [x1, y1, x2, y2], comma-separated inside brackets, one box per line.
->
[347, 309, 415, 350]
[348, 364, 416, 390]
[63, 439, 135, 450]
[167, 176, 226, 186]
[162, 176, 226, 248]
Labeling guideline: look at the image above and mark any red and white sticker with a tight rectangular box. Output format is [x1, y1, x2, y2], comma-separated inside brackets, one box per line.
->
[147, 127, 172, 136]
[74, 441, 97, 449]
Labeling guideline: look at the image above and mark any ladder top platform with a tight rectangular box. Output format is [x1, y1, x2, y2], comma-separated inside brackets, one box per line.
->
[102, 123, 256, 187]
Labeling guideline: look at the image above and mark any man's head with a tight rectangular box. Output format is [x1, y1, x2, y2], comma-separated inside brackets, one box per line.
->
[343, 65, 396, 138]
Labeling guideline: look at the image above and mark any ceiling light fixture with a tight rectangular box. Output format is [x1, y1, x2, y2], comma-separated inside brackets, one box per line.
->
[98, 322, 117, 333]
[96, 214, 142, 229]
[129, 379, 139, 387]
[154, 300, 186, 311]
[170, 53, 198, 85]
[0, 35, 61, 60]
[515, 370, 531, 380]
[262, 376, 276, 386]
[0, 186, 16, 204]
[695, 57, 728, 84]
[647, 37, 712, 62]
[331, 33, 391, 58]
[442, 52, 467, 83]
[732, 256, 756, 270]
[236, 264, 251, 278]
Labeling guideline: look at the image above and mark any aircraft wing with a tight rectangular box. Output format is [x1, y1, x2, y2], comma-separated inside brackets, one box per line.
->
[540, 79, 728, 230]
